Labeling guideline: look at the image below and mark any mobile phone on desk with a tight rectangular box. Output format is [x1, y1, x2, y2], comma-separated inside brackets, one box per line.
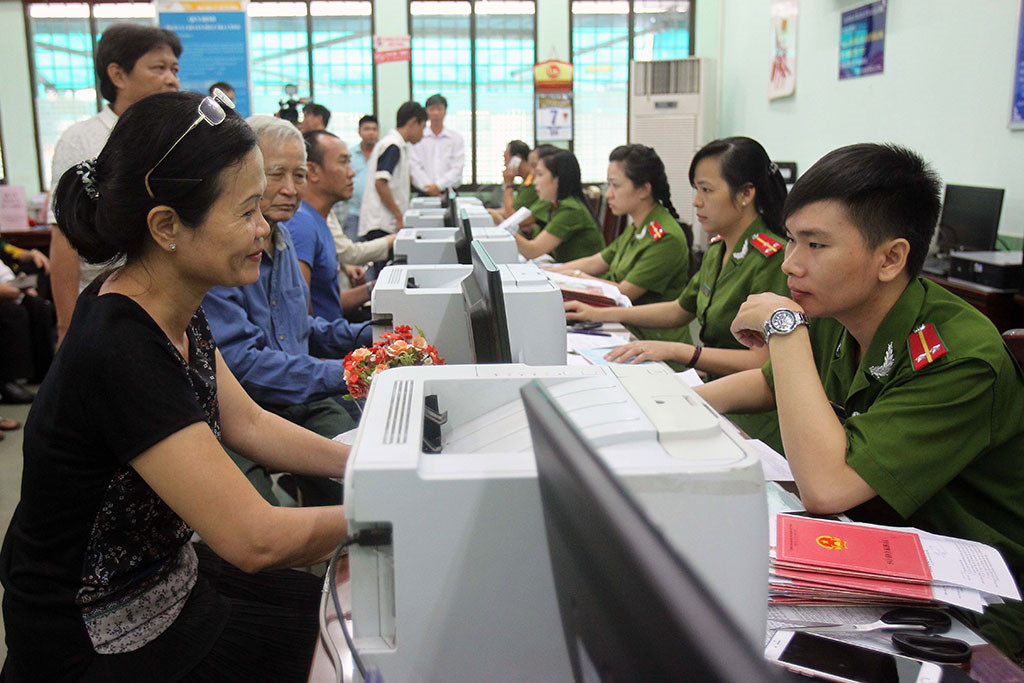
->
[569, 320, 602, 330]
[765, 631, 944, 683]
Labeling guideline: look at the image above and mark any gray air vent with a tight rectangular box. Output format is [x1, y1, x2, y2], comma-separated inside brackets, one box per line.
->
[383, 379, 414, 444]
[383, 267, 405, 286]
[633, 58, 701, 96]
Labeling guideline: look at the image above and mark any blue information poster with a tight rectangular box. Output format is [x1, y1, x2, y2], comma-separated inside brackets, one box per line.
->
[839, 0, 886, 80]
[158, 1, 251, 117]
[1011, 1, 1024, 129]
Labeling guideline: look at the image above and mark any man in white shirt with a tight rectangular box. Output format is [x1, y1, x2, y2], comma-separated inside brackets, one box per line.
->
[49, 23, 181, 345]
[357, 101, 427, 239]
[408, 93, 464, 197]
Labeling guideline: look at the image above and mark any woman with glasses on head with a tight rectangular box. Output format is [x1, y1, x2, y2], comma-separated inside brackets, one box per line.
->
[548, 144, 695, 346]
[0, 92, 349, 682]
[565, 137, 790, 448]
[512, 149, 605, 262]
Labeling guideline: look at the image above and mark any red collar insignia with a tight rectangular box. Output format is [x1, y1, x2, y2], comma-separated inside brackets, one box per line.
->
[709, 234, 723, 244]
[908, 324, 947, 371]
[647, 221, 665, 241]
[751, 233, 782, 257]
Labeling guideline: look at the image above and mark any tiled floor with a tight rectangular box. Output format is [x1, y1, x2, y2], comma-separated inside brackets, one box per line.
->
[0, 390, 35, 664]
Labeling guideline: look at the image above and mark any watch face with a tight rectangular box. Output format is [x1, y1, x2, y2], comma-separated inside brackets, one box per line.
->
[770, 309, 797, 333]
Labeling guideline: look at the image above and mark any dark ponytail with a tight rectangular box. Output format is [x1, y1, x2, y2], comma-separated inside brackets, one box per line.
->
[54, 91, 258, 265]
[609, 144, 694, 251]
[688, 136, 788, 234]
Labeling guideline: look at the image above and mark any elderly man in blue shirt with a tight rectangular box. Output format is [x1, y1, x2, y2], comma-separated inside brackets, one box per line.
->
[203, 115, 371, 506]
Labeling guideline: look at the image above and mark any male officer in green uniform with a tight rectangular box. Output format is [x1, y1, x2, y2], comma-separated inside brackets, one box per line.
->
[698, 143, 1024, 658]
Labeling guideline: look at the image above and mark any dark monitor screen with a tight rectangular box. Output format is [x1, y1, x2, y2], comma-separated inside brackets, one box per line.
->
[440, 186, 455, 209]
[936, 184, 1004, 253]
[454, 208, 474, 265]
[461, 240, 512, 363]
[521, 380, 788, 683]
[445, 189, 459, 227]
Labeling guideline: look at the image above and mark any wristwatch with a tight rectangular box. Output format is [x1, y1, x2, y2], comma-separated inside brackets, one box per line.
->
[762, 308, 809, 343]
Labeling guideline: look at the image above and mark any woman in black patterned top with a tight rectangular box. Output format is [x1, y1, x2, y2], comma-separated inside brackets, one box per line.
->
[0, 92, 350, 682]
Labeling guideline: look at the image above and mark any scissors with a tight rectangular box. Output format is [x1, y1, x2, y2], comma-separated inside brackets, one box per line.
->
[781, 607, 973, 664]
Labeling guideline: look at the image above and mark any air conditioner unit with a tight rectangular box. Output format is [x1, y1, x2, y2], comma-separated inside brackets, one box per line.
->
[629, 57, 717, 248]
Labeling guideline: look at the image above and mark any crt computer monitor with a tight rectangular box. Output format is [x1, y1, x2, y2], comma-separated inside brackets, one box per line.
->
[461, 240, 512, 363]
[454, 208, 475, 265]
[935, 184, 1004, 254]
[520, 380, 791, 683]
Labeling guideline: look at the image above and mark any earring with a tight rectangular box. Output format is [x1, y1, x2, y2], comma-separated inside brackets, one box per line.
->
[169, 243, 177, 252]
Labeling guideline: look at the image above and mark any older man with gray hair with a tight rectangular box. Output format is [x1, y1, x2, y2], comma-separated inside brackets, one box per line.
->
[202, 115, 369, 507]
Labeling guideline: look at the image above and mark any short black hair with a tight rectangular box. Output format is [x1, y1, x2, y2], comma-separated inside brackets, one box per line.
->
[784, 143, 942, 278]
[358, 114, 378, 127]
[507, 140, 530, 161]
[425, 93, 448, 109]
[96, 23, 182, 103]
[209, 81, 233, 95]
[397, 101, 427, 128]
[303, 102, 331, 127]
[54, 91, 257, 265]
[689, 137, 788, 234]
[303, 129, 339, 167]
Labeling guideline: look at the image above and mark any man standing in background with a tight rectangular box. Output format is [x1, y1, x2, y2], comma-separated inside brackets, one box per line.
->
[358, 101, 426, 239]
[49, 23, 181, 346]
[409, 93, 464, 197]
[339, 114, 378, 240]
[300, 102, 331, 133]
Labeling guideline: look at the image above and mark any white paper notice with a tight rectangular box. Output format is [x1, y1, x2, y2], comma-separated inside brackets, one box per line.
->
[750, 439, 794, 482]
[916, 530, 1022, 601]
[674, 368, 703, 387]
[496, 206, 532, 233]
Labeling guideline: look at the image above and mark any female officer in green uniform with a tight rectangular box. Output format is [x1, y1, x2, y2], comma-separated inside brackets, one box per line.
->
[513, 149, 604, 263]
[489, 142, 553, 232]
[565, 137, 789, 448]
[548, 144, 693, 344]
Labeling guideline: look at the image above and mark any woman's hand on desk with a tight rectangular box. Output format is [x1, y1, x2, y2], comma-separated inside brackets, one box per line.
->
[565, 300, 609, 323]
[604, 340, 687, 365]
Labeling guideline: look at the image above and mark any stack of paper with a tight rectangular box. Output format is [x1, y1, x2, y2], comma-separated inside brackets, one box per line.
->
[544, 271, 632, 308]
[769, 514, 1021, 614]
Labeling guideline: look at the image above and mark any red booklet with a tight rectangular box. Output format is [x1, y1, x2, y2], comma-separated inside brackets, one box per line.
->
[774, 567, 936, 601]
[775, 515, 933, 583]
[559, 286, 618, 308]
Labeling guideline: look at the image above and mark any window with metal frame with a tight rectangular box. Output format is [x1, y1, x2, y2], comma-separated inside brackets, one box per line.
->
[410, 0, 535, 186]
[249, 1, 310, 117]
[308, 1, 374, 139]
[28, 2, 156, 189]
[571, 0, 692, 183]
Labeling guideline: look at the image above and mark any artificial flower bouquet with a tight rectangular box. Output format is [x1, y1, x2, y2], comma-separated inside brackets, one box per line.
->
[342, 325, 445, 400]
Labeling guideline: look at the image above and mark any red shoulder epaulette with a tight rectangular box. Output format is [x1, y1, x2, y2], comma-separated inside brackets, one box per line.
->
[709, 234, 723, 244]
[751, 233, 783, 257]
[648, 221, 665, 241]
[908, 324, 947, 371]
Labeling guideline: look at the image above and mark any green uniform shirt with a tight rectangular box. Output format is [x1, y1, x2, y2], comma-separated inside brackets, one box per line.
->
[512, 175, 550, 229]
[541, 195, 605, 263]
[764, 278, 1024, 655]
[677, 217, 790, 447]
[677, 216, 789, 348]
[598, 204, 692, 344]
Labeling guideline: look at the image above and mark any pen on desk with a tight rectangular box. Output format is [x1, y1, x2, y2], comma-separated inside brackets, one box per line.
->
[568, 329, 612, 337]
